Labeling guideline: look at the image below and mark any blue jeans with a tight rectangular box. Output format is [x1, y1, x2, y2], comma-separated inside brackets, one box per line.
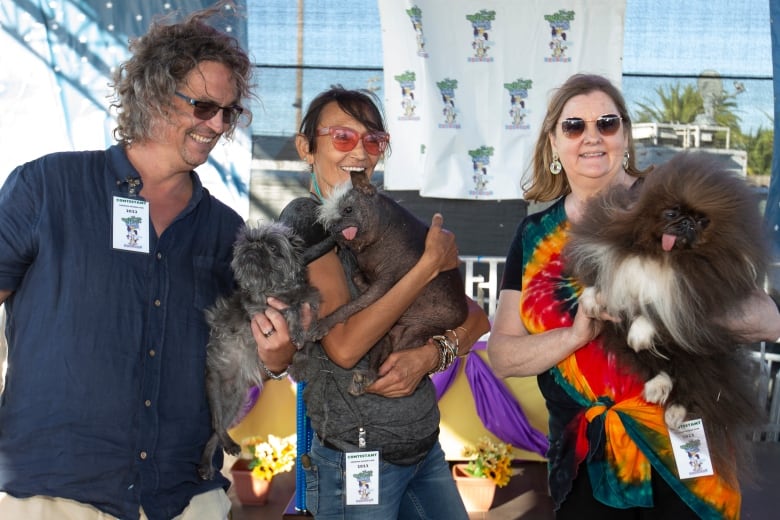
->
[303, 436, 468, 519]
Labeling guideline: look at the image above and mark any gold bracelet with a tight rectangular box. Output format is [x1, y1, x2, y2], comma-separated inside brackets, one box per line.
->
[447, 326, 473, 357]
[445, 329, 460, 348]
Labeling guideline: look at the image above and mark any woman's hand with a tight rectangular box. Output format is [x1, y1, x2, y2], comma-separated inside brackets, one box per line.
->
[489, 289, 602, 377]
[365, 342, 439, 398]
[250, 296, 302, 375]
[569, 299, 605, 347]
[419, 213, 459, 278]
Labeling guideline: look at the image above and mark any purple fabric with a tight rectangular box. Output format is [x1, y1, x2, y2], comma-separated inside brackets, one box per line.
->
[431, 357, 461, 400]
[430, 340, 488, 399]
[232, 385, 262, 426]
[465, 352, 549, 456]
[432, 342, 549, 458]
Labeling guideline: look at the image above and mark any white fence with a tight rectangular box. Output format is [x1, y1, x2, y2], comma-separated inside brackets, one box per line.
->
[461, 255, 505, 320]
[750, 342, 780, 442]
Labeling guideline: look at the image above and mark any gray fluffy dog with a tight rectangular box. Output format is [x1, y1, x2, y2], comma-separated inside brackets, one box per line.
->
[198, 221, 321, 480]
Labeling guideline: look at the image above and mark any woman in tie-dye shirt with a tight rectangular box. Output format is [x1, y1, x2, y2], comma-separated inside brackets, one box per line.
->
[487, 74, 780, 519]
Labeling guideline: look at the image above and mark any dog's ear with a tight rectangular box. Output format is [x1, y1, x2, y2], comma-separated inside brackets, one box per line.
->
[350, 170, 376, 196]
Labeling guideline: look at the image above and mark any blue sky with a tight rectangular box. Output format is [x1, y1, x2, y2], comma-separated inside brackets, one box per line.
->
[623, 0, 771, 76]
[248, 0, 773, 135]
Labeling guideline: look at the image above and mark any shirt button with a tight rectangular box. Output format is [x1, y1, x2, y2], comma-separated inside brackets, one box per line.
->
[149, 349, 156, 357]
[156, 252, 162, 260]
[145, 400, 151, 407]
[154, 299, 161, 307]
[140, 451, 148, 460]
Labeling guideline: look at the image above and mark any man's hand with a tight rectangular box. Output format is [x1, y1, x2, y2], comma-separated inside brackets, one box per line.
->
[251, 297, 299, 374]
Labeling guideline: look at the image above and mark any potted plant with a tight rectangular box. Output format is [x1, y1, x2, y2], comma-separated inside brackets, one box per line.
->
[231, 434, 296, 505]
[452, 436, 513, 512]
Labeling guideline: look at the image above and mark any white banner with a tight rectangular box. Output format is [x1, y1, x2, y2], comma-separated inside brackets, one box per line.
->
[378, 0, 626, 199]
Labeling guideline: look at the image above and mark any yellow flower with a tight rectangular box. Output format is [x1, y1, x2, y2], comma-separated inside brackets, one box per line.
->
[240, 434, 297, 481]
[462, 436, 513, 487]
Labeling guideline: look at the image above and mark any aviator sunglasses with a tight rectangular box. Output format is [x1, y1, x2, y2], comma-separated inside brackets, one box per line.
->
[560, 114, 622, 138]
[174, 91, 244, 126]
[316, 126, 390, 155]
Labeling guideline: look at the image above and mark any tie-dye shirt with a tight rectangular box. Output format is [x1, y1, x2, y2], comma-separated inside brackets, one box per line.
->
[500, 197, 740, 519]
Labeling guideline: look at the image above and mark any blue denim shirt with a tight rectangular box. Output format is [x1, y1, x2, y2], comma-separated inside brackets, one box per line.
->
[0, 145, 244, 519]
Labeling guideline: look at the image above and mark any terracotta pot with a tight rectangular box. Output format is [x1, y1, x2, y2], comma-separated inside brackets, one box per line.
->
[230, 459, 273, 506]
[452, 463, 496, 512]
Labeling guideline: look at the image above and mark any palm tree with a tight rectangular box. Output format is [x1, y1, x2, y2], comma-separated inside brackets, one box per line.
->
[744, 126, 774, 177]
[632, 81, 744, 150]
[634, 83, 702, 124]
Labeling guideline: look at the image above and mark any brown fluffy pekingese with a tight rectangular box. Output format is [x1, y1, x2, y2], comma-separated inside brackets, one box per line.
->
[564, 151, 768, 481]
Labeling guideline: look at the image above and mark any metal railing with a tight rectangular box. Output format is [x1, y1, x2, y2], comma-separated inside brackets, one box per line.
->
[750, 342, 780, 442]
[461, 255, 505, 319]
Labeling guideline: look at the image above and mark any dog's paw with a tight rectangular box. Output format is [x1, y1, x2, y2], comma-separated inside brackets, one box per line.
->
[290, 329, 306, 349]
[223, 440, 241, 456]
[306, 322, 328, 342]
[217, 430, 240, 456]
[643, 371, 673, 405]
[627, 316, 656, 352]
[664, 403, 687, 430]
[198, 462, 215, 481]
[579, 287, 603, 317]
[348, 370, 376, 396]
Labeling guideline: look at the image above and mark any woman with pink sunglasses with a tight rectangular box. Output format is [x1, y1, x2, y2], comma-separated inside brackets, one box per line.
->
[274, 86, 490, 519]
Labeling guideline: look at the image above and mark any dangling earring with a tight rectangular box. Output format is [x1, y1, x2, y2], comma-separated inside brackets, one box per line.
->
[310, 170, 324, 201]
[622, 151, 630, 169]
[549, 152, 562, 175]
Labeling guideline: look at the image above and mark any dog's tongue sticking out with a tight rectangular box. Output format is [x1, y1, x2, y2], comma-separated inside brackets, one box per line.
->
[662, 233, 676, 251]
[342, 226, 358, 241]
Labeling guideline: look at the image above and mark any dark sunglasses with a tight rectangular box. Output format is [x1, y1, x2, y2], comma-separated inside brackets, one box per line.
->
[560, 114, 622, 138]
[174, 91, 244, 126]
[316, 126, 390, 155]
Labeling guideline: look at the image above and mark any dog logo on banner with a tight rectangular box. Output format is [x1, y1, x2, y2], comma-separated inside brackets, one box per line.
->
[406, 6, 428, 57]
[468, 145, 494, 198]
[394, 71, 420, 120]
[466, 9, 495, 62]
[437, 78, 460, 128]
[505, 79, 533, 130]
[544, 10, 575, 62]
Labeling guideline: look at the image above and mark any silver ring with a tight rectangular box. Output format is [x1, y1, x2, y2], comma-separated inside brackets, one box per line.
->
[263, 328, 276, 338]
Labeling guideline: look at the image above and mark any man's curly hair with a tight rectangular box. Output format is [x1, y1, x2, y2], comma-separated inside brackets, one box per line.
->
[110, 1, 254, 144]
